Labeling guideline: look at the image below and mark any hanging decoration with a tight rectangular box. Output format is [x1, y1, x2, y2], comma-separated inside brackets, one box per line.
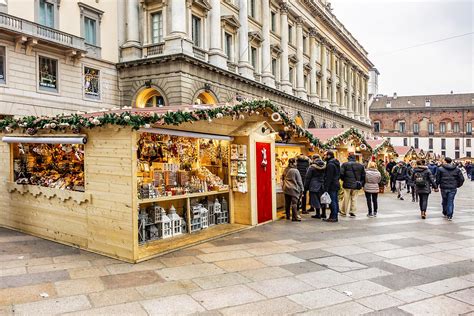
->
[322, 127, 372, 151]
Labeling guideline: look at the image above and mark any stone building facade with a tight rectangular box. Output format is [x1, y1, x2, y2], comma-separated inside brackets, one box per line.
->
[370, 93, 474, 159]
[1, 0, 374, 131]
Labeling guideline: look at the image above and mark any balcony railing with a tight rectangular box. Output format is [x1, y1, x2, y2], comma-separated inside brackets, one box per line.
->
[193, 46, 207, 61]
[143, 43, 164, 57]
[0, 12, 85, 51]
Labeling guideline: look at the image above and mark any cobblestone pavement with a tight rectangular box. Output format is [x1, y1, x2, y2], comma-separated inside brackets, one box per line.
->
[1, 182, 473, 315]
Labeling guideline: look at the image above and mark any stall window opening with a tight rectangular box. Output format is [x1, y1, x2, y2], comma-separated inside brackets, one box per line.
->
[38, 56, 58, 92]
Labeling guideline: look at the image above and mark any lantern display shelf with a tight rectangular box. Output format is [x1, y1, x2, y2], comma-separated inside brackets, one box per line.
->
[138, 189, 230, 205]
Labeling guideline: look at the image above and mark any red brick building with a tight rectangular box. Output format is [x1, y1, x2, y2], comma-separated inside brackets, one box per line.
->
[369, 93, 474, 159]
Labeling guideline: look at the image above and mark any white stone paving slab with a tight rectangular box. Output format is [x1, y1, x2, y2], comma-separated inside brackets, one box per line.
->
[196, 250, 254, 263]
[386, 254, 446, 270]
[357, 293, 404, 310]
[332, 280, 391, 299]
[374, 249, 418, 259]
[358, 242, 402, 252]
[447, 287, 474, 305]
[296, 269, 357, 289]
[287, 288, 352, 310]
[156, 263, 225, 281]
[387, 287, 433, 303]
[296, 301, 373, 316]
[239, 266, 294, 282]
[312, 256, 367, 272]
[140, 294, 205, 315]
[13, 295, 91, 315]
[322, 245, 370, 256]
[219, 297, 306, 316]
[342, 267, 392, 280]
[190, 284, 265, 310]
[247, 276, 315, 298]
[192, 272, 250, 290]
[254, 253, 305, 267]
[399, 296, 474, 315]
[415, 277, 474, 295]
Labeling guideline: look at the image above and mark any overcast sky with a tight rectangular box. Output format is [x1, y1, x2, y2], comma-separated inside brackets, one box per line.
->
[330, 0, 473, 96]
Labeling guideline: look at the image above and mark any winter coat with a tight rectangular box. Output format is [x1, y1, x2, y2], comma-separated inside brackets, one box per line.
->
[304, 159, 326, 193]
[392, 165, 408, 181]
[340, 157, 366, 190]
[428, 163, 438, 176]
[282, 165, 304, 197]
[324, 158, 341, 192]
[296, 156, 310, 183]
[386, 161, 396, 175]
[436, 164, 465, 190]
[364, 168, 382, 193]
[406, 166, 415, 186]
[465, 164, 472, 175]
[412, 166, 437, 194]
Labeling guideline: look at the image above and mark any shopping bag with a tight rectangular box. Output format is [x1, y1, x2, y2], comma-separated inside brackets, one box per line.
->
[321, 192, 332, 205]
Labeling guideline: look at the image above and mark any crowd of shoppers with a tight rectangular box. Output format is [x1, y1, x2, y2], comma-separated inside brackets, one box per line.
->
[281, 151, 468, 223]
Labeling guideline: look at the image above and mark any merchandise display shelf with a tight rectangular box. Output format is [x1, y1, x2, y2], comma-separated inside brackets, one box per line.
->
[137, 189, 230, 204]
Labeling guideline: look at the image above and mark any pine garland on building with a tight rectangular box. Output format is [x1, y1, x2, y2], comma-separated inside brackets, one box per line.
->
[322, 127, 372, 151]
[373, 139, 395, 156]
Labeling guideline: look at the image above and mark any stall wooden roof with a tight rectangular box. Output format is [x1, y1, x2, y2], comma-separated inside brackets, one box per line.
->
[306, 128, 346, 143]
[366, 139, 384, 149]
[393, 146, 413, 156]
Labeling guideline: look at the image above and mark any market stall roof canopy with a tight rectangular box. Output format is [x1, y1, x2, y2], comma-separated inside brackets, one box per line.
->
[366, 139, 384, 149]
[393, 146, 413, 156]
[306, 127, 372, 150]
[307, 128, 347, 143]
[2, 136, 87, 144]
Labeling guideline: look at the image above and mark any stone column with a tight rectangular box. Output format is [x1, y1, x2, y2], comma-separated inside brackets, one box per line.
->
[308, 28, 319, 104]
[279, 2, 292, 94]
[208, 0, 227, 68]
[164, 0, 193, 55]
[121, 0, 141, 61]
[261, 0, 274, 87]
[238, 0, 254, 79]
[347, 63, 354, 118]
[354, 70, 360, 120]
[330, 48, 338, 111]
[365, 77, 371, 123]
[320, 40, 329, 108]
[295, 17, 306, 99]
[339, 56, 346, 115]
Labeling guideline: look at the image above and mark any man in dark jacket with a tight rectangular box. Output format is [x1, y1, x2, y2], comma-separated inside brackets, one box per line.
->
[412, 160, 438, 219]
[304, 155, 327, 219]
[386, 159, 397, 192]
[296, 154, 311, 214]
[322, 151, 340, 222]
[428, 161, 438, 176]
[392, 161, 408, 200]
[436, 157, 465, 220]
[340, 153, 365, 217]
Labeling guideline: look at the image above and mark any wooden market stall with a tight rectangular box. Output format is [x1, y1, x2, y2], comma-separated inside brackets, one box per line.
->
[307, 127, 372, 163]
[367, 138, 397, 164]
[0, 100, 306, 262]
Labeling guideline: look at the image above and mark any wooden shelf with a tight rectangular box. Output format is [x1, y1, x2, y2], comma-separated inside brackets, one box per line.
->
[138, 189, 230, 204]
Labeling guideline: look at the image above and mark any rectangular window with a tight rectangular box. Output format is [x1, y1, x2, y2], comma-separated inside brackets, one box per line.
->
[429, 138, 433, 149]
[414, 138, 419, 149]
[38, 56, 58, 91]
[441, 150, 446, 157]
[39, 0, 54, 28]
[373, 122, 380, 133]
[224, 32, 232, 60]
[399, 122, 406, 133]
[84, 17, 97, 45]
[289, 66, 294, 85]
[0, 46, 5, 84]
[413, 123, 419, 135]
[250, 46, 257, 71]
[271, 11, 276, 32]
[441, 138, 446, 150]
[83, 66, 100, 99]
[192, 15, 201, 47]
[151, 11, 163, 44]
[249, 0, 256, 18]
[455, 151, 460, 159]
[271, 58, 277, 77]
[428, 122, 434, 135]
[467, 139, 471, 147]
[467, 122, 472, 135]
[304, 74, 308, 91]
[303, 36, 307, 54]
[403, 138, 408, 146]
[440, 122, 446, 134]
[455, 138, 460, 150]
[288, 25, 293, 44]
[467, 151, 472, 157]
[453, 122, 460, 133]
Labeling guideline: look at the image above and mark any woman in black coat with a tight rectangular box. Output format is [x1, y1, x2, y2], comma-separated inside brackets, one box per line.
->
[412, 159, 438, 219]
[304, 155, 327, 219]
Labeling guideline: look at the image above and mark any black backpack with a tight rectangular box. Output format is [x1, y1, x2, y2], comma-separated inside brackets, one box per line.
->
[414, 172, 426, 187]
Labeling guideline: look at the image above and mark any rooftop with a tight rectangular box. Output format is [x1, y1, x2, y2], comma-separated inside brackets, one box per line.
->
[370, 93, 474, 110]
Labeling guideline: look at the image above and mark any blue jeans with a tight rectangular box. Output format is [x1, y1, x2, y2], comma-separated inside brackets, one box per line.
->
[441, 189, 457, 218]
[328, 190, 340, 219]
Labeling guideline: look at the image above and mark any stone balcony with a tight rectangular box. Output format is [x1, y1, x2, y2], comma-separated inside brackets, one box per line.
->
[0, 12, 86, 58]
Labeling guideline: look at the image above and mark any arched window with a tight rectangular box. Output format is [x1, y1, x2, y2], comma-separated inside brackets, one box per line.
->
[194, 91, 217, 105]
[135, 88, 165, 108]
[308, 119, 316, 129]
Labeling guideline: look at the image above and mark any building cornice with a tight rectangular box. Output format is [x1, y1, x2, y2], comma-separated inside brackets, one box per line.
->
[370, 106, 473, 113]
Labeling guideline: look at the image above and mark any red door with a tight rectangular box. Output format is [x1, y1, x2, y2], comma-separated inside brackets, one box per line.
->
[256, 142, 273, 223]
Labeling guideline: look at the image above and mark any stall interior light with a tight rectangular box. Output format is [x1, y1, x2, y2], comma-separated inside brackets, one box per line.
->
[139, 128, 234, 141]
[1, 136, 87, 145]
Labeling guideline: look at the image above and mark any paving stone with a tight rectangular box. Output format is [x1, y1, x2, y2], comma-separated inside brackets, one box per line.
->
[0, 270, 70, 289]
[332, 280, 391, 299]
[64, 302, 147, 316]
[322, 245, 371, 256]
[104, 261, 165, 275]
[366, 261, 410, 274]
[425, 251, 467, 263]
[345, 252, 386, 264]
[446, 287, 474, 305]
[386, 254, 446, 270]
[13, 295, 91, 315]
[370, 270, 439, 291]
[68, 266, 110, 279]
[0, 282, 57, 305]
[1, 257, 53, 269]
[246, 245, 297, 256]
[358, 241, 402, 252]
[247, 276, 314, 298]
[374, 249, 418, 259]
[255, 253, 305, 266]
[136, 280, 200, 299]
[357, 293, 404, 310]
[239, 266, 294, 281]
[342, 267, 392, 280]
[280, 261, 326, 275]
[413, 260, 474, 282]
[288, 288, 352, 309]
[430, 241, 464, 251]
[54, 277, 105, 296]
[296, 269, 357, 289]
[399, 296, 474, 315]
[387, 287, 433, 303]
[0, 266, 27, 277]
[446, 247, 474, 259]
[192, 272, 250, 290]
[190, 284, 265, 310]
[88, 288, 143, 307]
[297, 301, 372, 316]
[159, 255, 203, 268]
[312, 256, 367, 272]
[460, 273, 474, 282]
[196, 250, 254, 262]
[362, 307, 412, 316]
[214, 258, 267, 272]
[415, 277, 474, 295]
[289, 249, 334, 260]
[141, 294, 205, 314]
[157, 263, 225, 280]
[273, 239, 300, 245]
[101, 271, 164, 289]
[293, 241, 330, 250]
[219, 297, 306, 315]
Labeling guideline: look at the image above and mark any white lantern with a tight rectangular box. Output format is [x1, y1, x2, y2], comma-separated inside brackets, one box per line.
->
[201, 205, 209, 229]
[190, 204, 202, 232]
[207, 199, 215, 226]
[149, 225, 160, 240]
[214, 198, 223, 224]
[157, 208, 172, 238]
[168, 205, 182, 236]
[221, 197, 229, 224]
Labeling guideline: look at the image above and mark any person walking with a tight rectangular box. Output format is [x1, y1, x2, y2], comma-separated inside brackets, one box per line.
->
[282, 158, 304, 222]
[465, 161, 472, 180]
[322, 151, 341, 223]
[392, 161, 408, 200]
[407, 161, 418, 202]
[296, 154, 311, 214]
[428, 160, 438, 176]
[436, 157, 464, 220]
[304, 154, 327, 219]
[412, 159, 438, 219]
[386, 158, 397, 193]
[340, 153, 365, 217]
[364, 161, 381, 217]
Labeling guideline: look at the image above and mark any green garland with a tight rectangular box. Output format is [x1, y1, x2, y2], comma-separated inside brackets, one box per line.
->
[322, 127, 372, 151]
[0, 99, 322, 148]
[373, 139, 395, 156]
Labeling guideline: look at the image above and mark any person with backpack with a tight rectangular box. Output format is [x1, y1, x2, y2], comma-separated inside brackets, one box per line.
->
[406, 161, 418, 202]
[436, 157, 465, 221]
[386, 159, 397, 193]
[364, 161, 381, 217]
[296, 154, 311, 214]
[304, 154, 327, 219]
[392, 161, 408, 200]
[340, 153, 365, 217]
[322, 151, 341, 223]
[282, 158, 304, 221]
[412, 159, 438, 219]
[427, 160, 438, 176]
